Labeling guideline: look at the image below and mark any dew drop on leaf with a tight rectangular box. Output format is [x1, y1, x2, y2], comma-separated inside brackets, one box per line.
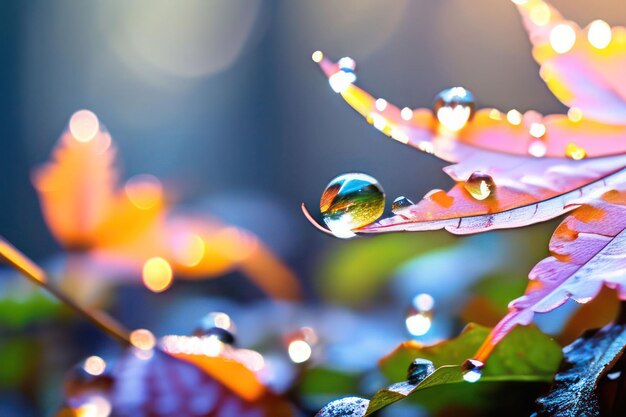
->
[463, 171, 495, 201]
[391, 196, 414, 214]
[606, 371, 621, 381]
[194, 311, 237, 345]
[528, 139, 547, 157]
[320, 173, 385, 239]
[316, 396, 370, 417]
[406, 358, 435, 384]
[462, 358, 484, 383]
[565, 142, 587, 160]
[433, 87, 475, 132]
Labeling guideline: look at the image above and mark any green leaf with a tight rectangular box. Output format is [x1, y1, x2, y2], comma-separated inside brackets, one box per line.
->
[0, 284, 62, 328]
[535, 322, 626, 416]
[368, 324, 562, 415]
[316, 233, 454, 305]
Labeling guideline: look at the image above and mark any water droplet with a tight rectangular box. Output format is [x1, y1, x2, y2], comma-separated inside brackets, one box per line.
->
[566, 142, 587, 160]
[194, 312, 236, 344]
[607, 371, 622, 380]
[391, 196, 414, 214]
[405, 312, 432, 337]
[312, 50, 324, 63]
[285, 327, 318, 364]
[550, 23, 577, 54]
[316, 397, 369, 417]
[567, 107, 583, 123]
[320, 173, 385, 239]
[433, 87, 475, 132]
[412, 293, 435, 312]
[463, 171, 495, 201]
[507, 109, 523, 125]
[462, 359, 484, 383]
[400, 107, 414, 121]
[64, 358, 113, 397]
[328, 58, 357, 93]
[406, 358, 435, 384]
[588, 20, 612, 49]
[528, 140, 547, 157]
[338, 56, 356, 71]
[529, 122, 546, 139]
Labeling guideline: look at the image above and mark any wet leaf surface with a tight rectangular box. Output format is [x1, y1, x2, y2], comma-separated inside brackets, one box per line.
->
[535, 322, 626, 417]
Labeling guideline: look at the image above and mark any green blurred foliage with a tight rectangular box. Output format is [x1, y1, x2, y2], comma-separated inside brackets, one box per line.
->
[316, 233, 455, 306]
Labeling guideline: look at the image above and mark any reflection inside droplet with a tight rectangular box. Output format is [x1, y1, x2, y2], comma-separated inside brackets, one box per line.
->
[320, 173, 385, 238]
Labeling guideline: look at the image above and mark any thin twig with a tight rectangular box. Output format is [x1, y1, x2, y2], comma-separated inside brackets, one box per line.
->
[0, 236, 130, 345]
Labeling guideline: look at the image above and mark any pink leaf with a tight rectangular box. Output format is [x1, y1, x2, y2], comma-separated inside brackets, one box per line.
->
[474, 189, 626, 363]
[515, 1, 626, 124]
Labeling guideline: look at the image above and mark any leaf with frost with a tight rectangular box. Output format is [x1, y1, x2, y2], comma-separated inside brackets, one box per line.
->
[535, 322, 626, 416]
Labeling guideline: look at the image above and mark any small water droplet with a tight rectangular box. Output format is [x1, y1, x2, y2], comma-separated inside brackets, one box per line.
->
[463, 171, 495, 200]
[607, 371, 622, 380]
[194, 312, 236, 344]
[64, 358, 113, 397]
[316, 397, 369, 417]
[433, 87, 475, 132]
[320, 173, 385, 238]
[406, 358, 435, 384]
[462, 359, 484, 383]
[391, 196, 414, 214]
[528, 140, 547, 157]
[566, 142, 587, 160]
[405, 312, 432, 337]
[412, 293, 435, 312]
[529, 122, 547, 139]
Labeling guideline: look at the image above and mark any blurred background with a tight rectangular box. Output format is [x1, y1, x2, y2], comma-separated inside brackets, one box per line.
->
[0, 1, 625, 416]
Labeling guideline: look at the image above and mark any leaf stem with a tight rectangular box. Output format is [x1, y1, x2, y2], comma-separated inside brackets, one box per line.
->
[0, 235, 130, 345]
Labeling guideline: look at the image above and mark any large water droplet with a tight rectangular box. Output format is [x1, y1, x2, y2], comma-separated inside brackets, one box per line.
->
[464, 171, 495, 201]
[406, 358, 435, 384]
[320, 173, 385, 239]
[433, 87, 476, 132]
[391, 196, 414, 214]
[316, 397, 369, 417]
[462, 358, 484, 383]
